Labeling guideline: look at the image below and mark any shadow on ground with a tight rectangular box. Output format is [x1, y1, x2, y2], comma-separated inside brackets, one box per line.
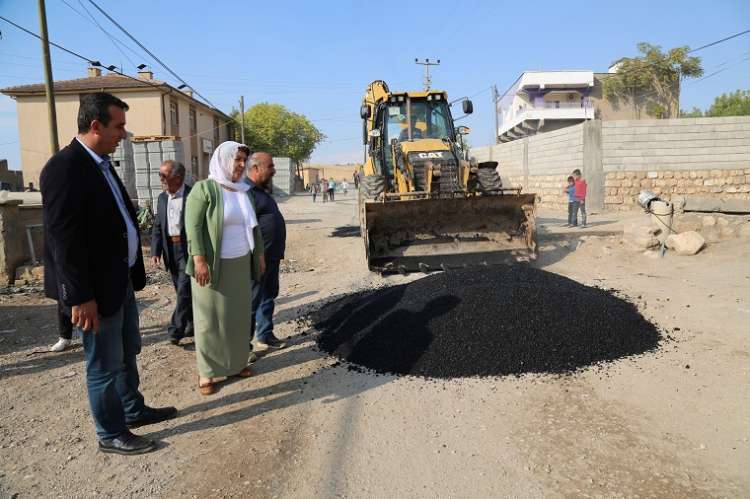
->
[0, 298, 166, 379]
[149, 334, 393, 440]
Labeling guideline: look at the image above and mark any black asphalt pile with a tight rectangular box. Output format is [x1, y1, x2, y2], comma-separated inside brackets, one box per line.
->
[315, 265, 661, 378]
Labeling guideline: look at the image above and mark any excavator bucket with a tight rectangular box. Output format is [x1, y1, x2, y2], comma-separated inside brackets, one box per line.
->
[362, 194, 537, 272]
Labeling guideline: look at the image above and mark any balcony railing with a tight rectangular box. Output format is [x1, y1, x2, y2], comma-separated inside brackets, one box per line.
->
[540, 100, 591, 109]
[498, 103, 594, 136]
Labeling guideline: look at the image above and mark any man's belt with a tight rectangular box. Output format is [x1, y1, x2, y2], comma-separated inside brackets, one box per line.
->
[169, 235, 182, 243]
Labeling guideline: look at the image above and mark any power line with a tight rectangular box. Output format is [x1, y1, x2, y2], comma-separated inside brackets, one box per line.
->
[689, 28, 750, 53]
[0, 14, 168, 93]
[57, 0, 138, 70]
[468, 86, 492, 99]
[692, 52, 750, 84]
[86, 0, 218, 109]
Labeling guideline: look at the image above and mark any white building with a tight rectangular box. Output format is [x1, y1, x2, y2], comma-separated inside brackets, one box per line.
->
[496, 71, 595, 142]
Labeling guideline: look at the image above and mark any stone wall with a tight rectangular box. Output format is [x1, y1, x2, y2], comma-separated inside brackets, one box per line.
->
[604, 169, 750, 210]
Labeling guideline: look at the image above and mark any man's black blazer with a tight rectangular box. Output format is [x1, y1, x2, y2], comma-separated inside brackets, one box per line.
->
[150, 184, 191, 271]
[40, 138, 146, 317]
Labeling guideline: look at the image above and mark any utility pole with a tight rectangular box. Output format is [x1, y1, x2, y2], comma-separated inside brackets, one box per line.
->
[415, 58, 440, 91]
[239, 95, 246, 144]
[37, 0, 59, 153]
[491, 84, 499, 144]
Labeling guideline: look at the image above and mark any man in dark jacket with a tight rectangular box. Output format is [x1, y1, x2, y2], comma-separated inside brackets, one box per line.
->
[247, 152, 287, 350]
[40, 92, 176, 455]
[151, 160, 193, 345]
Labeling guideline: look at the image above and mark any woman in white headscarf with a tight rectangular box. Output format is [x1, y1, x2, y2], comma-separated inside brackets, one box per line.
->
[185, 141, 265, 395]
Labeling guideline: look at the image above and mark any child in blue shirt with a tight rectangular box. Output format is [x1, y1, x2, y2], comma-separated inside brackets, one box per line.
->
[564, 175, 578, 227]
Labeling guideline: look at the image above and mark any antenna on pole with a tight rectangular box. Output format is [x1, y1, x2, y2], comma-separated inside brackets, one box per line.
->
[415, 58, 440, 91]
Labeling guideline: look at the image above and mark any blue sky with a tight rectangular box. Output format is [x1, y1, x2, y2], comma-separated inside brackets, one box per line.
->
[1, 0, 749, 169]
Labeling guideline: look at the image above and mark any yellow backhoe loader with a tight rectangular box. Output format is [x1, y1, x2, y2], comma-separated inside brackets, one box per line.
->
[358, 80, 536, 272]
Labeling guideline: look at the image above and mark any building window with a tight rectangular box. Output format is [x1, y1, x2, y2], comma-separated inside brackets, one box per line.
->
[191, 156, 198, 177]
[170, 99, 179, 134]
[213, 118, 220, 146]
[189, 107, 197, 134]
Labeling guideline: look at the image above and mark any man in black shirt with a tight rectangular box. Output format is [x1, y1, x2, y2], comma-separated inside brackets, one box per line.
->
[247, 152, 287, 350]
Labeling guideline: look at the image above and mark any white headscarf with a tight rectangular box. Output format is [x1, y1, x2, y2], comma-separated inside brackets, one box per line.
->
[208, 141, 251, 192]
[209, 141, 258, 250]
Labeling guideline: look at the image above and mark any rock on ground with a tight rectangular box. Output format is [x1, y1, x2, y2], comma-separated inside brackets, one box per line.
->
[622, 220, 660, 250]
[666, 231, 706, 256]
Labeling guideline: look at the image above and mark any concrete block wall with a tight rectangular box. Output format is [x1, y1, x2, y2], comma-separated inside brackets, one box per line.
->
[601, 117, 750, 172]
[527, 125, 584, 176]
[473, 123, 586, 210]
[601, 117, 750, 210]
[472, 116, 750, 211]
[132, 139, 185, 212]
[526, 125, 585, 209]
[271, 157, 295, 196]
[111, 136, 135, 199]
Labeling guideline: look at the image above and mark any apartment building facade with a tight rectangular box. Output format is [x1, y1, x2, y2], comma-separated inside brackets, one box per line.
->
[495, 69, 676, 142]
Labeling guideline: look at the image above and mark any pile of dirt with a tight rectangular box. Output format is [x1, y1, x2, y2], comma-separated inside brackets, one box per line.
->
[315, 265, 661, 378]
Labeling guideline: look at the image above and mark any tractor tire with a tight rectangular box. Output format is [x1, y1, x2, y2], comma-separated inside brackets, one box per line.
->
[477, 167, 502, 193]
[360, 174, 385, 200]
[439, 162, 460, 194]
[413, 165, 428, 191]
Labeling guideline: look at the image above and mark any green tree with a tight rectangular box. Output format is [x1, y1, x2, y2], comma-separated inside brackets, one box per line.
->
[705, 89, 750, 117]
[232, 103, 326, 163]
[680, 106, 704, 118]
[604, 43, 703, 118]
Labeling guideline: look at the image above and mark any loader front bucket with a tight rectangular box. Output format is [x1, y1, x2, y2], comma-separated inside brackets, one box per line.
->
[362, 193, 537, 272]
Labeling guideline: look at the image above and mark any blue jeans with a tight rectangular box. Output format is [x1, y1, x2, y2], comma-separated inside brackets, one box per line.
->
[80, 280, 146, 440]
[252, 259, 280, 342]
[568, 201, 578, 226]
[577, 199, 587, 226]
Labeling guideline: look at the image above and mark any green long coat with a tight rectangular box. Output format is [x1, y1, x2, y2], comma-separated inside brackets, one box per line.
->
[184, 179, 265, 285]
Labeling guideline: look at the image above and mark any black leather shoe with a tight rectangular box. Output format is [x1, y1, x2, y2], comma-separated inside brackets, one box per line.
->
[126, 406, 178, 429]
[98, 430, 156, 455]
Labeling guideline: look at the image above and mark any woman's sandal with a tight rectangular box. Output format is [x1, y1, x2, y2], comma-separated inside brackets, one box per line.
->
[198, 379, 216, 395]
[234, 367, 252, 378]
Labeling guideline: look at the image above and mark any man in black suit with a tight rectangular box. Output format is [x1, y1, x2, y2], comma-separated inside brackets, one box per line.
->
[151, 160, 193, 345]
[40, 92, 176, 455]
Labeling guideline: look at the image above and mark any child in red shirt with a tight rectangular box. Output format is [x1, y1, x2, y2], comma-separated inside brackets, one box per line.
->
[572, 169, 587, 228]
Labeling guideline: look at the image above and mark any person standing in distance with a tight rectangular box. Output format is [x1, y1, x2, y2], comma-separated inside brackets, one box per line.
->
[328, 178, 336, 201]
[247, 152, 287, 351]
[151, 160, 194, 345]
[40, 92, 176, 455]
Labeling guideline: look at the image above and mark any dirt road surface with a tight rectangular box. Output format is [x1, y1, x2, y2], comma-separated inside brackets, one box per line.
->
[1, 193, 748, 498]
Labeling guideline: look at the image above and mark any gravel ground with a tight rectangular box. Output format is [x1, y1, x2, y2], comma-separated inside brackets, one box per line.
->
[1, 194, 748, 498]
